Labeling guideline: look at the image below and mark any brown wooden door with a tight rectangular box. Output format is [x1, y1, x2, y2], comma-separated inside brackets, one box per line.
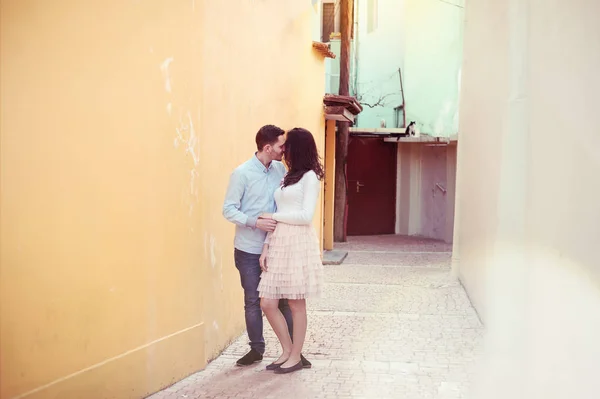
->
[347, 137, 397, 235]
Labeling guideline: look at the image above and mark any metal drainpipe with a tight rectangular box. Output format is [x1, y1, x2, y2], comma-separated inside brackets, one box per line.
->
[352, 0, 359, 99]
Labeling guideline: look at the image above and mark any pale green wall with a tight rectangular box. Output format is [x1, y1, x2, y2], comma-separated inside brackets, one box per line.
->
[403, 0, 464, 137]
[353, 0, 405, 129]
[325, 0, 464, 137]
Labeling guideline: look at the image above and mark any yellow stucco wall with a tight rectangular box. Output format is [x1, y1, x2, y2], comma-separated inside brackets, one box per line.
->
[0, 1, 325, 398]
[323, 120, 336, 251]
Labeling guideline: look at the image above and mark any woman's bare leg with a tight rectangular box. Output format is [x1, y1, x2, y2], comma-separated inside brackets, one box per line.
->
[260, 298, 293, 364]
[281, 299, 307, 368]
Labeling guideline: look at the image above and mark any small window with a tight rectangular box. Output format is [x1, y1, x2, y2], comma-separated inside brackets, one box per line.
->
[394, 106, 404, 128]
[322, 3, 335, 42]
[367, 0, 379, 33]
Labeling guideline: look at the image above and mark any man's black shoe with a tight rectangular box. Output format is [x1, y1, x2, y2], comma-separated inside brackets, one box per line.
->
[236, 349, 263, 366]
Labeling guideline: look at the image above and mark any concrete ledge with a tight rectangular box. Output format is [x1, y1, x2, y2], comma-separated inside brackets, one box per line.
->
[323, 250, 348, 265]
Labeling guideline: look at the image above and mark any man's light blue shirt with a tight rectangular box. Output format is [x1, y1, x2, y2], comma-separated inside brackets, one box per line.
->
[222, 154, 286, 254]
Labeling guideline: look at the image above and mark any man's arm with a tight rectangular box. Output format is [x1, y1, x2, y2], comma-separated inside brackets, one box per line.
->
[222, 170, 258, 228]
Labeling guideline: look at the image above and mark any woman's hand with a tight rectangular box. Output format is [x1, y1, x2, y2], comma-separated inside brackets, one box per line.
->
[259, 245, 269, 272]
[256, 218, 276, 232]
[259, 213, 274, 220]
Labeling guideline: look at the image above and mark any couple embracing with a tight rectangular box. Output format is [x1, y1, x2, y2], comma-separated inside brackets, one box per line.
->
[222, 125, 324, 374]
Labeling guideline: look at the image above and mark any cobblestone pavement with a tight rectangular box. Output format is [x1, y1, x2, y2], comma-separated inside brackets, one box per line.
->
[148, 236, 484, 399]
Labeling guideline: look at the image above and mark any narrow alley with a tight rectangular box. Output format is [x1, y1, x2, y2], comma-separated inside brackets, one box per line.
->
[148, 236, 483, 399]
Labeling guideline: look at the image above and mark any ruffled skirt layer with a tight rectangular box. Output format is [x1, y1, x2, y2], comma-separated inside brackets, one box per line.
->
[257, 223, 324, 300]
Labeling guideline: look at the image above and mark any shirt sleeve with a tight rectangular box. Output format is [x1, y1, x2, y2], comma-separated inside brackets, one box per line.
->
[222, 169, 258, 228]
[272, 171, 320, 225]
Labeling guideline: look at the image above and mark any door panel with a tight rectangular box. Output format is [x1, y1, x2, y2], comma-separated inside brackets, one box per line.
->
[347, 137, 397, 235]
[420, 145, 447, 240]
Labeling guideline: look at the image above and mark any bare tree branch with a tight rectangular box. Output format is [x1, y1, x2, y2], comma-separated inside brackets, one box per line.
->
[355, 92, 395, 108]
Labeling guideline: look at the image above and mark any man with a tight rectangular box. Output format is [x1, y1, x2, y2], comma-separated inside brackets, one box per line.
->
[223, 125, 311, 368]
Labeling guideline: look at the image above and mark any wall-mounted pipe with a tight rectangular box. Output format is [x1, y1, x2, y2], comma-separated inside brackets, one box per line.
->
[398, 67, 406, 128]
[352, 0, 359, 97]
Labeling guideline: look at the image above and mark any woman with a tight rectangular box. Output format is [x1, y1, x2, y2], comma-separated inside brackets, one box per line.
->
[257, 127, 324, 374]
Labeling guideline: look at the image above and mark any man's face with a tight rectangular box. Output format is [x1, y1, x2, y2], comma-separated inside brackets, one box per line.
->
[266, 135, 286, 162]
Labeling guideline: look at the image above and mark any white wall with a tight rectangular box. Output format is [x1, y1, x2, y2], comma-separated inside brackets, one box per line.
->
[455, 0, 600, 397]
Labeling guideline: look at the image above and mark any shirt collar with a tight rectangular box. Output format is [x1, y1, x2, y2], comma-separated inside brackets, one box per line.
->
[252, 152, 272, 173]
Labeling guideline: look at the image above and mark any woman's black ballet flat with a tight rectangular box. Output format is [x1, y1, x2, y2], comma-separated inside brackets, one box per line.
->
[274, 361, 303, 374]
[265, 362, 284, 371]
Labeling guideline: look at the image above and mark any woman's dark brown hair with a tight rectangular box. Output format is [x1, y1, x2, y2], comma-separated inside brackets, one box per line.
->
[282, 127, 324, 187]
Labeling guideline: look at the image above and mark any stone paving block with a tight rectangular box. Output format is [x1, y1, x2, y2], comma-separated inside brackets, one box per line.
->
[308, 283, 477, 316]
[334, 235, 453, 253]
[322, 249, 348, 265]
[343, 251, 452, 267]
[324, 264, 458, 286]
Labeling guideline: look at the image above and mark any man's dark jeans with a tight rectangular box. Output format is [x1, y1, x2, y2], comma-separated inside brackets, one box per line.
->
[234, 249, 293, 354]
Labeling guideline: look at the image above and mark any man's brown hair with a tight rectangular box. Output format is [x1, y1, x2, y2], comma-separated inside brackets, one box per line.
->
[255, 125, 285, 151]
